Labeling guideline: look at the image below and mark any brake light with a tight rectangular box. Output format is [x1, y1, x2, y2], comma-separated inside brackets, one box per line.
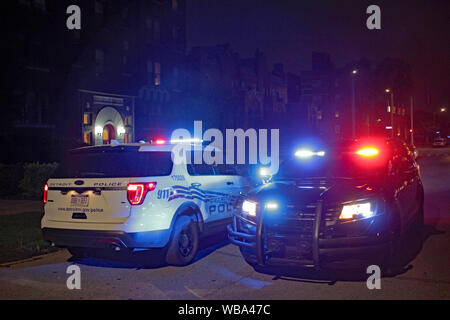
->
[43, 184, 48, 204]
[355, 147, 379, 157]
[127, 182, 157, 205]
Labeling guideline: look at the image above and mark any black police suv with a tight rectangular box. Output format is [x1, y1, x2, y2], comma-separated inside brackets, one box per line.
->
[228, 138, 424, 274]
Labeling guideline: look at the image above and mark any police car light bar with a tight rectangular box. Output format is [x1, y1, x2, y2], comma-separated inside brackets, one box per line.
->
[154, 139, 167, 145]
[355, 147, 379, 157]
[294, 149, 326, 158]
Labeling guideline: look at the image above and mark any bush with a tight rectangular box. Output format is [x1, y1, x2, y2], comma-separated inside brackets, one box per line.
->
[19, 162, 59, 200]
[0, 163, 24, 198]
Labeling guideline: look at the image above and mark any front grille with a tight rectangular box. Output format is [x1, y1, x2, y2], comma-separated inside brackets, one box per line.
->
[263, 203, 317, 261]
[323, 205, 341, 226]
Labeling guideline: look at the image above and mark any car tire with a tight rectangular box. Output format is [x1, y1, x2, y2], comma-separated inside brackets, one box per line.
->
[165, 215, 199, 266]
[67, 247, 89, 259]
[384, 232, 402, 277]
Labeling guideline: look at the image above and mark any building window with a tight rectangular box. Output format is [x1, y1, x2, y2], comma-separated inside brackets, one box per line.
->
[172, 0, 178, 10]
[124, 134, 130, 144]
[122, 8, 128, 20]
[83, 132, 92, 145]
[95, 1, 104, 14]
[95, 49, 104, 75]
[122, 56, 128, 66]
[173, 67, 179, 86]
[34, 0, 46, 11]
[147, 60, 153, 73]
[153, 20, 160, 42]
[154, 62, 161, 86]
[172, 27, 178, 40]
[19, 0, 31, 7]
[145, 19, 153, 30]
[123, 41, 129, 51]
[83, 113, 92, 125]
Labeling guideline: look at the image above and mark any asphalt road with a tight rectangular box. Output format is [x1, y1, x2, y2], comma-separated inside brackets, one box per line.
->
[0, 155, 449, 300]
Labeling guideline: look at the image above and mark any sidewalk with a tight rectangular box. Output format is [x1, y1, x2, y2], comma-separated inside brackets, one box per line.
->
[417, 147, 450, 158]
[0, 200, 43, 216]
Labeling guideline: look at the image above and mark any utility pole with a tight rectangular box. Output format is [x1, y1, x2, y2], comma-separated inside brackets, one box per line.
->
[351, 70, 357, 139]
[390, 92, 394, 138]
[385, 89, 394, 138]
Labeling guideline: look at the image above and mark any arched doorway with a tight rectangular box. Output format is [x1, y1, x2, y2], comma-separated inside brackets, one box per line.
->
[102, 124, 116, 144]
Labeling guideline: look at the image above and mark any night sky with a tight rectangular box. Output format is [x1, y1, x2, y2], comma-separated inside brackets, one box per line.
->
[187, 0, 449, 110]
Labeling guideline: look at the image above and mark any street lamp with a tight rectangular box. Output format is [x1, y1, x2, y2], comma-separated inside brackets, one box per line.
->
[441, 107, 447, 112]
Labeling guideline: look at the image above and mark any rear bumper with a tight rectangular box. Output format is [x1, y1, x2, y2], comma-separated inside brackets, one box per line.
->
[42, 227, 172, 249]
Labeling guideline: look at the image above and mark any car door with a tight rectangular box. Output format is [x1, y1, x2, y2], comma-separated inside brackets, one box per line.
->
[391, 142, 419, 231]
[186, 161, 227, 224]
[213, 163, 251, 213]
[398, 142, 420, 227]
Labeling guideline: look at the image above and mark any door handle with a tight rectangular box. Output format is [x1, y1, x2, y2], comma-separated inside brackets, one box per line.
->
[226, 181, 234, 185]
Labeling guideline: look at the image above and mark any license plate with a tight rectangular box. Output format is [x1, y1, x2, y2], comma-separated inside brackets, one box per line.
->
[70, 194, 89, 207]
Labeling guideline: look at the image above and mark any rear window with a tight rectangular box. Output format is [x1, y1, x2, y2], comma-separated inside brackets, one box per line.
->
[52, 147, 173, 178]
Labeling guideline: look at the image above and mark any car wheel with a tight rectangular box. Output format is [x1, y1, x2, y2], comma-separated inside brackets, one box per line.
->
[165, 215, 199, 266]
[67, 247, 89, 259]
[384, 232, 402, 277]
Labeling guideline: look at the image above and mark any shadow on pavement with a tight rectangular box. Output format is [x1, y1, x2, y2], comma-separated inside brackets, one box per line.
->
[68, 234, 230, 270]
[252, 224, 444, 284]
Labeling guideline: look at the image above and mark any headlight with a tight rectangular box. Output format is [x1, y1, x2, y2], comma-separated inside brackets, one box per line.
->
[339, 202, 375, 220]
[264, 201, 279, 211]
[242, 200, 257, 217]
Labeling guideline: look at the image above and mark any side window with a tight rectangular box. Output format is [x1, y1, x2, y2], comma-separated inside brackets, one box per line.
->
[187, 163, 215, 176]
[213, 164, 238, 176]
[393, 142, 414, 172]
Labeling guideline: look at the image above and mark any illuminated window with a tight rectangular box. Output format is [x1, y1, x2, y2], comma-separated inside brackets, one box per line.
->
[124, 116, 132, 126]
[316, 110, 322, 120]
[172, 0, 178, 10]
[83, 113, 91, 125]
[124, 134, 130, 144]
[83, 132, 92, 145]
[154, 62, 161, 86]
[335, 111, 340, 118]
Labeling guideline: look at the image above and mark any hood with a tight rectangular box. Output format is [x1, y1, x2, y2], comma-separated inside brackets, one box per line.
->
[247, 179, 379, 207]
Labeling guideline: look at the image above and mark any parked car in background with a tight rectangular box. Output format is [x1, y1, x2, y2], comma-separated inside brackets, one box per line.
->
[432, 137, 447, 147]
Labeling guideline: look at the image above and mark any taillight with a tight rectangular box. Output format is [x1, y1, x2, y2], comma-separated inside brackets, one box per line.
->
[127, 182, 157, 205]
[43, 184, 48, 204]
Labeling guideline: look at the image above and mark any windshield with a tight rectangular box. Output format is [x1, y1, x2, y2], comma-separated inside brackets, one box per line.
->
[52, 147, 173, 178]
[275, 146, 390, 181]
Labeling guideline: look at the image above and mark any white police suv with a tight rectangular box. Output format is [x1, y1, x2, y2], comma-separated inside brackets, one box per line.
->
[42, 141, 251, 265]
